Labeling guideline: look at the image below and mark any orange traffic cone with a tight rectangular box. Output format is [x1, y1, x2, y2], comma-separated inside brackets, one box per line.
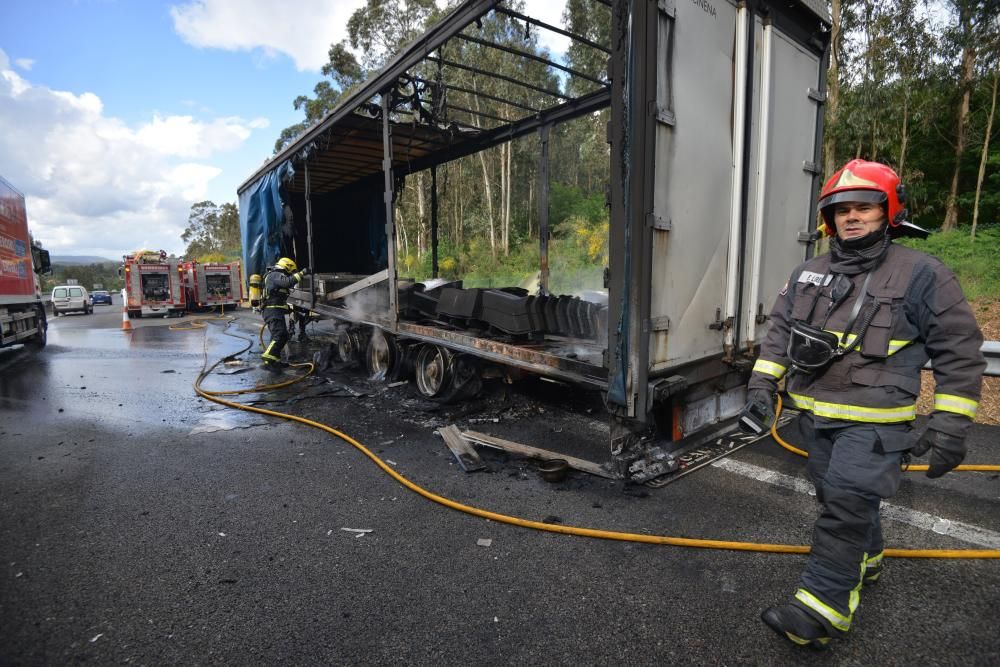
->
[121, 305, 133, 332]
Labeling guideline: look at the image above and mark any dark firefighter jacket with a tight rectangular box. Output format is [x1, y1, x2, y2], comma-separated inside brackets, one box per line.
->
[748, 243, 985, 441]
[262, 268, 302, 317]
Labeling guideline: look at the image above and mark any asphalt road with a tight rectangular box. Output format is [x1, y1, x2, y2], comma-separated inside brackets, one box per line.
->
[1, 308, 998, 665]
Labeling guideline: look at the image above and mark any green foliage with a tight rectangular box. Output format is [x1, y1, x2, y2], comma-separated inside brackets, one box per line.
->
[549, 182, 606, 229]
[43, 262, 122, 293]
[896, 226, 1000, 301]
[826, 0, 1000, 232]
[399, 189, 608, 296]
[181, 201, 241, 260]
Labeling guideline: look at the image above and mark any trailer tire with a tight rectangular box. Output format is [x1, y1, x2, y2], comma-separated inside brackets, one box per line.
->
[415, 345, 457, 399]
[335, 329, 363, 366]
[366, 331, 397, 381]
[26, 306, 47, 350]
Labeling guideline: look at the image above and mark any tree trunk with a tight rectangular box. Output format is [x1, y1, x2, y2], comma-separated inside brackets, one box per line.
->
[527, 179, 533, 240]
[943, 11, 976, 231]
[477, 149, 497, 256]
[416, 172, 426, 259]
[502, 141, 512, 255]
[898, 96, 909, 178]
[972, 66, 999, 242]
[500, 142, 508, 255]
[471, 84, 497, 256]
[396, 208, 409, 265]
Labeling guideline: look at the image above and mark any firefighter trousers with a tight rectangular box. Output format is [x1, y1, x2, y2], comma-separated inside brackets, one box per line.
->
[262, 310, 289, 363]
[794, 416, 911, 634]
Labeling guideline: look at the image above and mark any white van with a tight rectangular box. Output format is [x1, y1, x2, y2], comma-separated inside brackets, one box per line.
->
[51, 285, 91, 315]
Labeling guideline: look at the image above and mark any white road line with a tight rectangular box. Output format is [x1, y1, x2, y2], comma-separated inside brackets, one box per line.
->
[712, 458, 1000, 550]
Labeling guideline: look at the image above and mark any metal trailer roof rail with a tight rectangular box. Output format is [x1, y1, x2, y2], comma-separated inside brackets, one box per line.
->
[238, 0, 499, 194]
[493, 6, 611, 55]
[239, 0, 616, 195]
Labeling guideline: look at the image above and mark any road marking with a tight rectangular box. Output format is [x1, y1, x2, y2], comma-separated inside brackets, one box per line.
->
[713, 458, 1000, 549]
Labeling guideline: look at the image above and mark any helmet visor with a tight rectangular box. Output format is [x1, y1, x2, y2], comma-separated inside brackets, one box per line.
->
[819, 189, 887, 211]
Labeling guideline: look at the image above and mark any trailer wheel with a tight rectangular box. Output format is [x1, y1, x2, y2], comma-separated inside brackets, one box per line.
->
[366, 331, 396, 381]
[335, 329, 363, 366]
[415, 345, 452, 399]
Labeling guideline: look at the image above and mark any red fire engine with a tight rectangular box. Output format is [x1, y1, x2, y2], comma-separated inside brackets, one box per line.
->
[183, 261, 244, 311]
[121, 249, 186, 318]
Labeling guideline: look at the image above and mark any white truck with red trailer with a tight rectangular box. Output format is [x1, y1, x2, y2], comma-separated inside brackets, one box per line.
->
[182, 260, 244, 312]
[121, 250, 186, 318]
[0, 176, 50, 350]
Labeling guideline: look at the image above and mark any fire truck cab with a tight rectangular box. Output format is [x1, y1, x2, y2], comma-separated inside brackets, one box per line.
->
[121, 249, 186, 318]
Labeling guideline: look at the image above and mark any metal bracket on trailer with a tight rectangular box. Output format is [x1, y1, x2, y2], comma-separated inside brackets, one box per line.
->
[325, 269, 390, 302]
[631, 410, 799, 486]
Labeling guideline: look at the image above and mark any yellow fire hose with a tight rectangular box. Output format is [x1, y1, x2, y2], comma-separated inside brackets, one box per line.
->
[770, 395, 1000, 474]
[190, 321, 1000, 560]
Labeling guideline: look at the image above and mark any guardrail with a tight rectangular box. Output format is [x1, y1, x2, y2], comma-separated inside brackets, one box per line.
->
[981, 341, 1000, 377]
[28, 300, 1000, 376]
[923, 341, 998, 377]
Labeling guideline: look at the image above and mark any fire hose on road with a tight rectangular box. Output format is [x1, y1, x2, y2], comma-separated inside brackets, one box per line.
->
[188, 319, 1000, 560]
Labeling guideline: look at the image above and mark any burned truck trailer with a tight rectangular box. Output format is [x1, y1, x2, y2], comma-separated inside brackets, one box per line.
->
[238, 0, 831, 480]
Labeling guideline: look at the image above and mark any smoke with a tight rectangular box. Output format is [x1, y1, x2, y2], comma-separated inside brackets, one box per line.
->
[343, 286, 384, 322]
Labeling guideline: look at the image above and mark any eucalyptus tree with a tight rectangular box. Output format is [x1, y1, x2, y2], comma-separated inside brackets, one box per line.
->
[941, 0, 999, 230]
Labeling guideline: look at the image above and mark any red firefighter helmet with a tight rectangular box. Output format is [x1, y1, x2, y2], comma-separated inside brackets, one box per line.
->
[817, 159, 906, 236]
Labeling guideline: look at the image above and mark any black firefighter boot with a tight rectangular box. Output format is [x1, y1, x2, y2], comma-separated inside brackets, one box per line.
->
[761, 604, 832, 650]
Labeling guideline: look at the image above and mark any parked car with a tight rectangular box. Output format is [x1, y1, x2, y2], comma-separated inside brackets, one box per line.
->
[51, 285, 90, 315]
[90, 290, 112, 305]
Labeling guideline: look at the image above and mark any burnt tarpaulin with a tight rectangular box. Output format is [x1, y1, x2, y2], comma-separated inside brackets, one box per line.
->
[239, 160, 294, 278]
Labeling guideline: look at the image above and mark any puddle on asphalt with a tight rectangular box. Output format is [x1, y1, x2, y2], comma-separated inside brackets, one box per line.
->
[189, 409, 271, 434]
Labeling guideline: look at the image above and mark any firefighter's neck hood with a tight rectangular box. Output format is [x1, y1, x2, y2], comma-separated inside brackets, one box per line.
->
[830, 223, 891, 274]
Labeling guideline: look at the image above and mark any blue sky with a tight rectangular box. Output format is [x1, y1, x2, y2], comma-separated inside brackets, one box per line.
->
[0, 0, 568, 260]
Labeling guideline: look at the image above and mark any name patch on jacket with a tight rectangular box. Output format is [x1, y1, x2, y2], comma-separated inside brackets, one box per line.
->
[797, 271, 833, 287]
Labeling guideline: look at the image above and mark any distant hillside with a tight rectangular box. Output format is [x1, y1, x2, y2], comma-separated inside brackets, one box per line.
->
[51, 255, 117, 265]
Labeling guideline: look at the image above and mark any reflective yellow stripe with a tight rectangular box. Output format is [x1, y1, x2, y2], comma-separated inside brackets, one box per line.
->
[753, 359, 787, 379]
[827, 330, 913, 356]
[794, 589, 852, 633]
[887, 339, 914, 354]
[787, 392, 916, 423]
[934, 393, 979, 419]
[262, 342, 280, 361]
[866, 551, 883, 568]
[795, 556, 865, 634]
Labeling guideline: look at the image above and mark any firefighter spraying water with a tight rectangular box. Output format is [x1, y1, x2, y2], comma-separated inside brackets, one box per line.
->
[260, 257, 309, 370]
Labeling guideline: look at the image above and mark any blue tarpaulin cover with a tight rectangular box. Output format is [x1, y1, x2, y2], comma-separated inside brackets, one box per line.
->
[239, 160, 294, 279]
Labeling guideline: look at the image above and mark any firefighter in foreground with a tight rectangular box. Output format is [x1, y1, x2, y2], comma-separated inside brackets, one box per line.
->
[743, 160, 985, 648]
[261, 257, 309, 370]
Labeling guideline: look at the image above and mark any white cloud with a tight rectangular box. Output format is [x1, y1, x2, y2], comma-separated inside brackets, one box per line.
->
[169, 0, 571, 73]
[0, 48, 266, 258]
[136, 114, 269, 158]
[170, 0, 366, 72]
[522, 0, 570, 56]
[14, 58, 35, 71]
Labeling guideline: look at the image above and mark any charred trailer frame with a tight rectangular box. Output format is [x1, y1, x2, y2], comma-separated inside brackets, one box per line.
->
[237, 0, 830, 481]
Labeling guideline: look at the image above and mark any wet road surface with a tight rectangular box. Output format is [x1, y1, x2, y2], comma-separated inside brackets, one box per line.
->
[1, 308, 999, 664]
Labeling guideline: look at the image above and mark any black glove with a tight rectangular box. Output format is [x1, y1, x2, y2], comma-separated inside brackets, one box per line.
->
[910, 429, 966, 478]
[739, 389, 777, 435]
